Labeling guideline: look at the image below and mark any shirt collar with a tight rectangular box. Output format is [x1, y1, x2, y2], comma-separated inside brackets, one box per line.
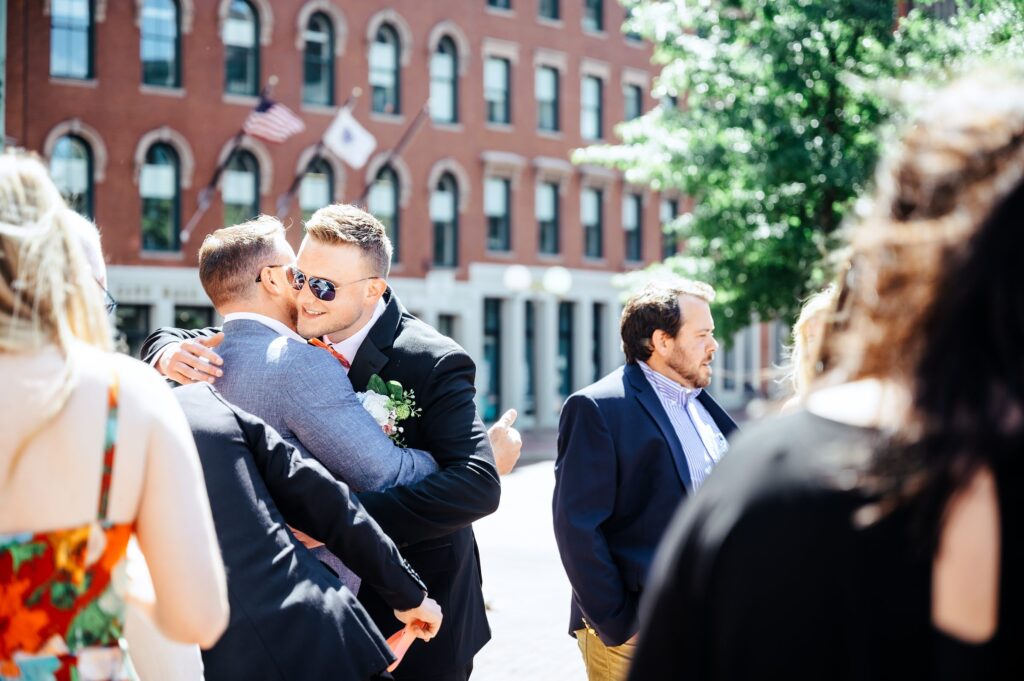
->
[223, 312, 306, 343]
[638, 361, 703, 405]
[327, 297, 387, 365]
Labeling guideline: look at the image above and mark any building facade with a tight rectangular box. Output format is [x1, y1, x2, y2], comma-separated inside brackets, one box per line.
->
[5, 0, 781, 427]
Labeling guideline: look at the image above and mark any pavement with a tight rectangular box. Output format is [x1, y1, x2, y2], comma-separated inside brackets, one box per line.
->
[471, 430, 587, 681]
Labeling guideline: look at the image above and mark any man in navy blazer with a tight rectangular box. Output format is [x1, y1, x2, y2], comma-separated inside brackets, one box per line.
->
[553, 279, 738, 681]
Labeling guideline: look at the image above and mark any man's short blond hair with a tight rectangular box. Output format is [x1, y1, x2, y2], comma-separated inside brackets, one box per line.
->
[304, 203, 393, 277]
[198, 215, 286, 308]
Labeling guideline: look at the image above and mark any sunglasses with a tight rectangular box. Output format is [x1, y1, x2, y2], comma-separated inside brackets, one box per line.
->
[287, 266, 380, 302]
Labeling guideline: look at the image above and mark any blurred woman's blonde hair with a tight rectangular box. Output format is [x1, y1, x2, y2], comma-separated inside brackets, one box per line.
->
[786, 284, 838, 399]
[0, 149, 112, 475]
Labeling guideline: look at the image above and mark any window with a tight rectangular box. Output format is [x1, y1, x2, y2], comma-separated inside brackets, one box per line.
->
[539, 0, 559, 20]
[430, 37, 458, 124]
[141, 0, 180, 87]
[222, 150, 260, 226]
[558, 301, 574, 400]
[582, 187, 603, 258]
[581, 76, 603, 140]
[303, 13, 334, 106]
[624, 84, 643, 121]
[370, 24, 401, 114]
[482, 298, 502, 421]
[583, 0, 603, 32]
[223, 0, 259, 96]
[438, 313, 457, 341]
[484, 57, 511, 124]
[592, 302, 605, 382]
[487, 0, 512, 8]
[115, 304, 151, 357]
[140, 143, 181, 251]
[49, 135, 93, 218]
[369, 165, 400, 262]
[174, 305, 214, 330]
[485, 177, 511, 252]
[431, 172, 458, 267]
[723, 340, 737, 391]
[299, 157, 333, 222]
[661, 93, 678, 111]
[661, 198, 679, 258]
[51, 0, 93, 79]
[536, 181, 559, 255]
[536, 66, 559, 132]
[624, 193, 643, 261]
[524, 300, 536, 415]
[624, 6, 642, 42]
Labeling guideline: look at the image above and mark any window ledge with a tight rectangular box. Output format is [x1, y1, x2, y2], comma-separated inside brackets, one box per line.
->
[431, 121, 464, 133]
[371, 111, 406, 125]
[485, 122, 514, 133]
[581, 135, 605, 144]
[625, 38, 645, 48]
[583, 28, 608, 39]
[538, 253, 564, 262]
[485, 6, 516, 18]
[301, 103, 338, 115]
[140, 250, 186, 261]
[486, 249, 515, 258]
[537, 17, 563, 28]
[624, 259, 645, 267]
[222, 93, 259, 107]
[583, 256, 608, 265]
[139, 84, 185, 98]
[537, 129, 563, 140]
[50, 77, 98, 89]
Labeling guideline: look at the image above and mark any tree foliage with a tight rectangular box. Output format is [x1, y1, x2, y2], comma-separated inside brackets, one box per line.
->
[577, 0, 1024, 340]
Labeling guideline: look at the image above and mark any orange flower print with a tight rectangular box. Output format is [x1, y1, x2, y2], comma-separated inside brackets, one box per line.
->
[47, 527, 91, 587]
[0, 578, 32, 620]
[2, 606, 49, 654]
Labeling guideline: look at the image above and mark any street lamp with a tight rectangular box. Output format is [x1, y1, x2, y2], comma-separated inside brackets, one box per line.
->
[503, 264, 573, 296]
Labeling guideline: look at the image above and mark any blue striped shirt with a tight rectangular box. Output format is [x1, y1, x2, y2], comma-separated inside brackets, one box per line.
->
[638, 361, 729, 490]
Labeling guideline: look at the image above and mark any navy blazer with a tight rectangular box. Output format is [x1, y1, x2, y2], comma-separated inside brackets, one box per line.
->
[552, 363, 738, 647]
[174, 383, 426, 681]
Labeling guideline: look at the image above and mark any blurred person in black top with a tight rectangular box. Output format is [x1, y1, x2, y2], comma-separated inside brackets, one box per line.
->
[628, 68, 1024, 680]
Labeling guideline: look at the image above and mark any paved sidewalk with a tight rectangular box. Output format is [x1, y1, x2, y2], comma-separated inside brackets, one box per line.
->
[471, 429, 586, 681]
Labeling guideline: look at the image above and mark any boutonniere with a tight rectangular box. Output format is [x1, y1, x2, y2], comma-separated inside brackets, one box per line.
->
[356, 374, 421, 446]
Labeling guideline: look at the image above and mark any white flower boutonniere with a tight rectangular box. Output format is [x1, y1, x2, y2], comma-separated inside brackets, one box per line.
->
[356, 374, 421, 446]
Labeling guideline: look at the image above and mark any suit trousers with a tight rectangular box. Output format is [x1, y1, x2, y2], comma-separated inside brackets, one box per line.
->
[576, 627, 636, 681]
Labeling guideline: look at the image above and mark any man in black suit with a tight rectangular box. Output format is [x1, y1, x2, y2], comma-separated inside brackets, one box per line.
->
[552, 279, 738, 681]
[173, 381, 442, 681]
[141, 205, 508, 681]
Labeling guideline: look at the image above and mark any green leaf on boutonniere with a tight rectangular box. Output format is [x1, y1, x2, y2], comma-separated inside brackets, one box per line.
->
[368, 374, 389, 396]
[387, 380, 404, 401]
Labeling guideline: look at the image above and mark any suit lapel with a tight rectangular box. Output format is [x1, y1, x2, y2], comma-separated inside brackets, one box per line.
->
[625, 363, 694, 492]
[348, 288, 402, 391]
[696, 391, 739, 438]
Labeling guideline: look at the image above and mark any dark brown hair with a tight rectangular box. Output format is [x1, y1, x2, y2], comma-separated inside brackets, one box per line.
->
[620, 279, 715, 364]
[198, 215, 285, 308]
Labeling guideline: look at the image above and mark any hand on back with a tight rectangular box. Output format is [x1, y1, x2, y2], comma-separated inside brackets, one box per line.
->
[158, 333, 225, 385]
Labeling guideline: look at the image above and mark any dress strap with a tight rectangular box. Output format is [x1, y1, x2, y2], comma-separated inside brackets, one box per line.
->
[97, 369, 121, 522]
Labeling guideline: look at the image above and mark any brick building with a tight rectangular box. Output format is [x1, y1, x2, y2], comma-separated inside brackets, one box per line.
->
[2, 0, 783, 427]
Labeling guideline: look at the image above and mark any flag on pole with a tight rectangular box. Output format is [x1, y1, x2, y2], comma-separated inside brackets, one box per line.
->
[243, 97, 306, 143]
[323, 107, 377, 169]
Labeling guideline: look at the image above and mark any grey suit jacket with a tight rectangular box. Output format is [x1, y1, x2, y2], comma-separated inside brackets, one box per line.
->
[214, 319, 438, 491]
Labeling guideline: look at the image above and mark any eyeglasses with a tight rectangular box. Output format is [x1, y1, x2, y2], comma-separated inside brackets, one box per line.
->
[255, 264, 287, 283]
[287, 266, 380, 303]
[96, 281, 117, 315]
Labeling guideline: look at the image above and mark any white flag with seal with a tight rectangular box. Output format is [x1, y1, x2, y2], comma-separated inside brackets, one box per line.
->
[323, 108, 377, 169]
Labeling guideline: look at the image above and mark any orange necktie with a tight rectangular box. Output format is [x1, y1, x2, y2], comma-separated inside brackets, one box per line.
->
[309, 337, 351, 369]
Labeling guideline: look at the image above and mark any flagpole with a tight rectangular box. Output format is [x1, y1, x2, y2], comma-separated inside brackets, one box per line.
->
[181, 77, 278, 243]
[275, 88, 362, 219]
[355, 102, 431, 206]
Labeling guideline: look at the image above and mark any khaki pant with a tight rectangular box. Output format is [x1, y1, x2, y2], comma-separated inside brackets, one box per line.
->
[574, 625, 636, 681]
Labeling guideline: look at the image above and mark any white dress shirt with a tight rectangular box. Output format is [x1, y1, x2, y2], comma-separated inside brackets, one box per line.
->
[325, 298, 387, 374]
[223, 312, 307, 343]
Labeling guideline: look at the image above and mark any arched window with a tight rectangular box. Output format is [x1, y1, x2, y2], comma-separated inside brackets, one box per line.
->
[223, 150, 260, 225]
[299, 156, 333, 221]
[430, 37, 458, 124]
[370, 24, 400, 114]
[141, 0, 181, 87]
[49, 135, 93, 218]
[140, 143, 181, 251]
[302, 12, 334, 106]
[50, 0, 93, 79]
[431, 172, 458, 267]
[368, 165, 399, 262]
[224, 0, 259, 96]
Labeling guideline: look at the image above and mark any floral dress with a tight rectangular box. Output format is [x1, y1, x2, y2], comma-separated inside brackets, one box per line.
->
[1, 375, 137, 681]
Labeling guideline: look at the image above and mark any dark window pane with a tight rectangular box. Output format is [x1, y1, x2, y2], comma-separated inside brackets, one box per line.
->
[369, 166, 400, 262]
[624, 84, 642, 121]
[539, 0, 559, 20]
[141, 143, 181, 251]
[175, 305, 214, 329]
[51, 0, 92, 79]
[624, 193, 642, 261]
[115, 304, 151, 357]
[432, 173, 459, 267]
[223, 150, 260, 225]
[224, 0, 259, 96]
[583, 188, 603, 258]
[485, 57, 511, 124]
[370, 25, 401, 114]
[485, 177, 511, 251]
[583, 0, 603, 32]
[525, 300, 536, 415]
[430, 37, 458, 123]
[592, 302, 604, 382]
[487, 0, 512, 8]
[537, 181, 559, 255]
[483, 298, 503, 421]
[302, 13, 334, 106]
[50, 135, 94, 219]
[558, 301, 574, 400]
[141, 0, 180, 87]
[537, 66, 559, 132]
[661, 198, 679, 258]
[299, 157, 333, 222]
[581, 75, 603, 140]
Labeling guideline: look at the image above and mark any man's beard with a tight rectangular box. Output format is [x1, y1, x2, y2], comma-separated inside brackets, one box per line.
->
[671, 355, 712, 389]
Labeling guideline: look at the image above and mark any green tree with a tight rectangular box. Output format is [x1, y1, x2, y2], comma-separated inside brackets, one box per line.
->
[577, 0, 1024, 340]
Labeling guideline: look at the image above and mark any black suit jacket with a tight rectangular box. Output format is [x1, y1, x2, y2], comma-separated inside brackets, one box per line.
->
[173, 383, 426, 681]
[552, 363, 738, 647]
[143, 289, 502, 677]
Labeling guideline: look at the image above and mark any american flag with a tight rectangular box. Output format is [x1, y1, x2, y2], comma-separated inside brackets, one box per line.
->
[243, 97, 306, 143]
